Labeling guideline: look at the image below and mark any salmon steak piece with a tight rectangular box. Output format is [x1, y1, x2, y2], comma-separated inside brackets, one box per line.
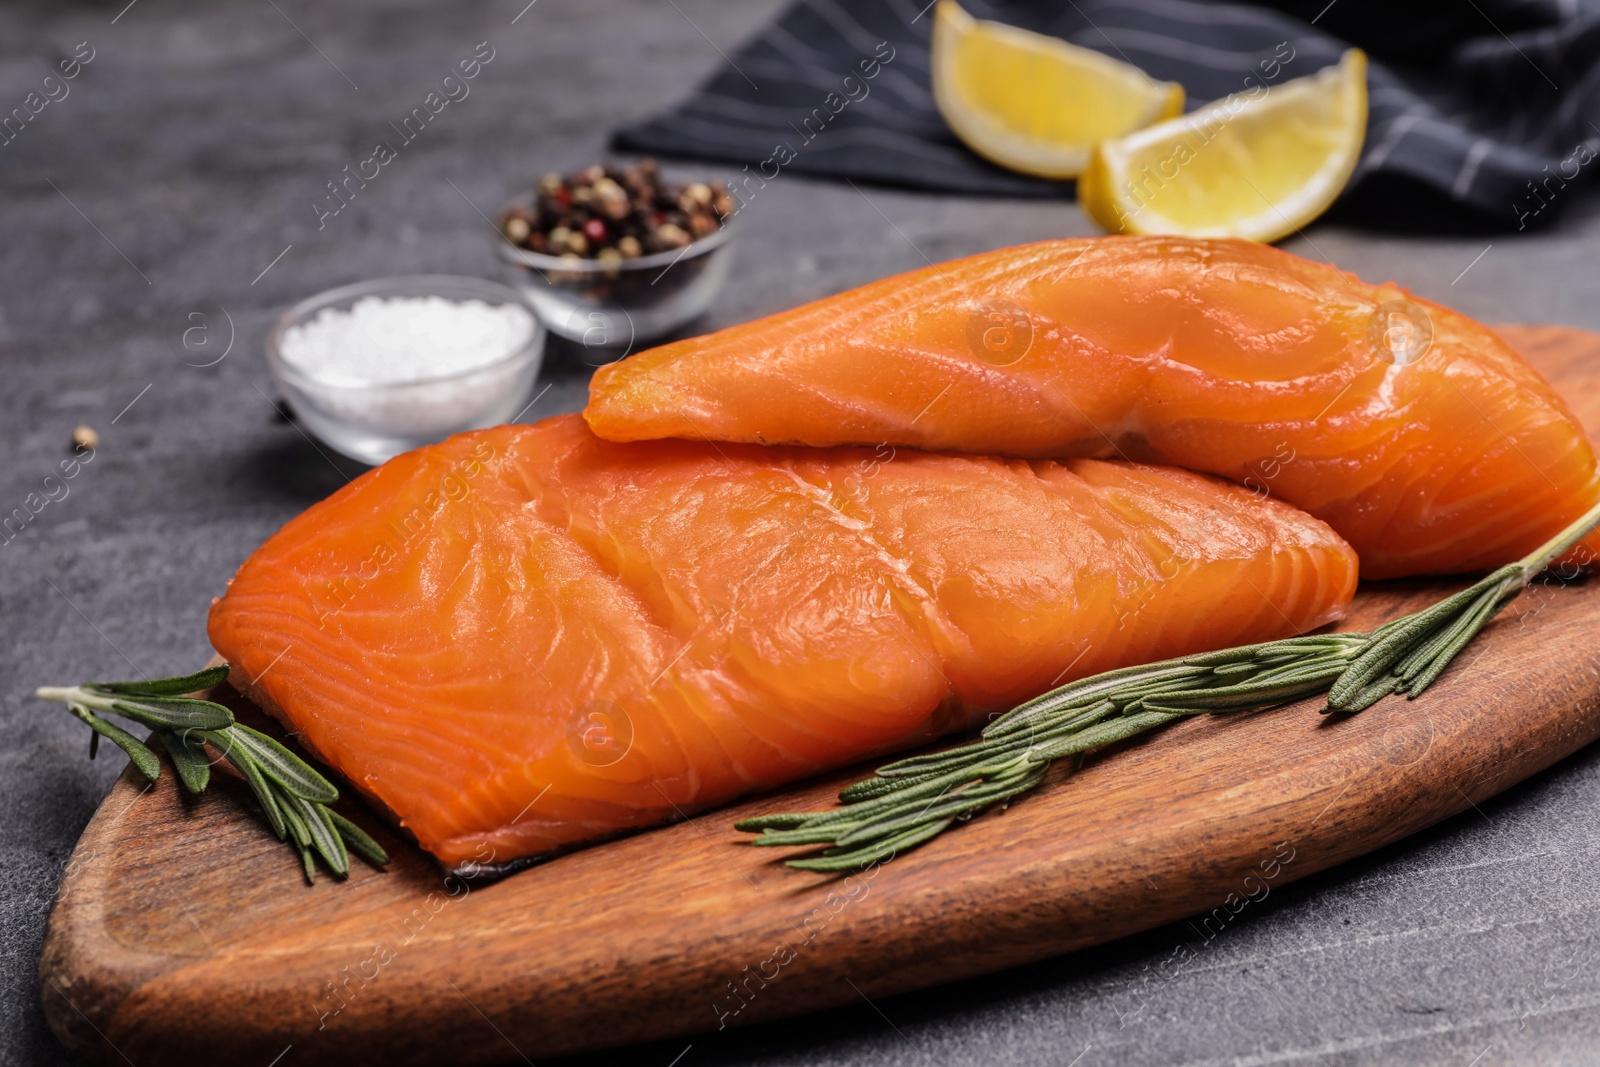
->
[207, 415, 1356, 870]
[585, 236, 1600, 579]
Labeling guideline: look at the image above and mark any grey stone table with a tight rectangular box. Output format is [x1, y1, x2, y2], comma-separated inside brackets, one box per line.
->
[5, 1, 1600, 1064]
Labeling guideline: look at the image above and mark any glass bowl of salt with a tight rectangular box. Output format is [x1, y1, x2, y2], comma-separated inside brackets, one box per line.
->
[266, 275, 545, 465]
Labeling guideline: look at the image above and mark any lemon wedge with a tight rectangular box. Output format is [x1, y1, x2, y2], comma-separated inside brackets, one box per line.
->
[1079, 49, 1368, 242]
[931, 0, 1183, 180]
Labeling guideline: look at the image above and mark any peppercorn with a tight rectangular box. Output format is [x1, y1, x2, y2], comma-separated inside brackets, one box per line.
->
[617, 235, 643, 258]
[655, 223, 690, 249]
[595, 179, 631, 221]
[503, 216, 531, 243]
[681, 182, 713, 211]
[71, 425, 99, 451]
[582, 218, 608, 244]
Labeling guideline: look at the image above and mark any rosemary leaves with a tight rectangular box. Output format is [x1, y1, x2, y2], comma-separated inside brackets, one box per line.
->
[36, 665, 387, 883]
[739, 500, 1600, 872]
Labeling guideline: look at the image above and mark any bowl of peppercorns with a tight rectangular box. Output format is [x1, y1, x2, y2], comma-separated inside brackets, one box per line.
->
[496, 159, 737, 356]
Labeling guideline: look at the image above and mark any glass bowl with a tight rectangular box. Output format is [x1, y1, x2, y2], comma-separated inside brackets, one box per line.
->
[494, 192, 736, 356]
[265, 275, 545, 466]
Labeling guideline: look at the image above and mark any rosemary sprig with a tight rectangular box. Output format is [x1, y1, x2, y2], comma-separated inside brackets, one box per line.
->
[37, 664, 388, 883]
[739, 500, 1600, 872]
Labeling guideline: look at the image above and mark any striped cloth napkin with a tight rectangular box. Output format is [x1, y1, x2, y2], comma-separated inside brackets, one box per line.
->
[613, 0, 1600, 229]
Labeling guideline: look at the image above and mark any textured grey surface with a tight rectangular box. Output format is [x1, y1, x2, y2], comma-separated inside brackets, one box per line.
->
[4, 1, 1600, 1064]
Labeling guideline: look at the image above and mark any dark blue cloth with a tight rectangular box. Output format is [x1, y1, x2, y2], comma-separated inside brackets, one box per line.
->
[613, 0, 1600, 229]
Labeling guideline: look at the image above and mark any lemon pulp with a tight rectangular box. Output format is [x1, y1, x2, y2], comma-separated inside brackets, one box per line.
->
[932, 0, 1183, 180]
[1079, 49, 1368, 242]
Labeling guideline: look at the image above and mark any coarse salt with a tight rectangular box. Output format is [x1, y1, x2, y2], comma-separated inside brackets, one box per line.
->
[280, 295, 536, 387]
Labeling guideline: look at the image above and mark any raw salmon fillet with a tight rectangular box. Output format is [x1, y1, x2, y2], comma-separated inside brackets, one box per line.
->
[586, 236, 1600, 579]
[207, 415, 1356, 869]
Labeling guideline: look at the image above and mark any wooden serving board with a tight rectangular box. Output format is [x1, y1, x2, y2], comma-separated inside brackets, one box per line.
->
[41, 325, 1600, 1066]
